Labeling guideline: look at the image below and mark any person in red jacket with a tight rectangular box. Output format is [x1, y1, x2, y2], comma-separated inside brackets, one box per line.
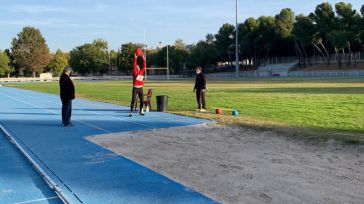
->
[129, 48, 146, 117]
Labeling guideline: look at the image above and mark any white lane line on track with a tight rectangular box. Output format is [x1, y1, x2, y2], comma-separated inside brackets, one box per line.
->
[11, 196, 59, 204]
[73, 98, 196, 124]
[1, 87, 202, 130]
[39, 93, 191, 125]
[2, 88, 159, 129]
[0, 93, 112, 134]
[14, 90, 55, 103]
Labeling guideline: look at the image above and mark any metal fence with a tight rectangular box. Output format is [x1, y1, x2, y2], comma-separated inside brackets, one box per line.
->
[262, 56, 298, 65]
[206, 70, 364, 78]
[262, 52, 364, 65]
[206, 71, 259, 78]
[306, 52, 364, 64]
[72, 75, 183, 81]
[288, 70, 364, 78]
[0, 75, 183, 83]
[2, 71, 364, 83]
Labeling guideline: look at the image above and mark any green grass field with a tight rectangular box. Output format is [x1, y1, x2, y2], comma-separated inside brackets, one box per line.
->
[7, 78, 364, 135]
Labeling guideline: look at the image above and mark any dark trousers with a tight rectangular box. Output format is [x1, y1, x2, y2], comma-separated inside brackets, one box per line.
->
[62, 100, 72, 125]
[130, 87, 144, 112]
[196, 89, 206, 109]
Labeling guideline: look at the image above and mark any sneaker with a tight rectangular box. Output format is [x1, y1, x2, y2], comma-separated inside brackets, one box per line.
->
[200, 109, 207, 112]
[129, 112, 133, 117]
[139, 110, 145, 116]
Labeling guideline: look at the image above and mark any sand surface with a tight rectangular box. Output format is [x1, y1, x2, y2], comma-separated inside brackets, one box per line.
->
[87, 124, 364, 204]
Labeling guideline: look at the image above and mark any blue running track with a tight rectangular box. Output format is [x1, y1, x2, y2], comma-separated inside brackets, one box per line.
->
[0, 131, 63, 204]
[0, 86, 218, 204]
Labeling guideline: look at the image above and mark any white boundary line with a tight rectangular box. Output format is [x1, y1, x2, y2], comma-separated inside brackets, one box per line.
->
[10, 88, 197, 126]
[1, 86, 211, 133]
[0, 125, 71, 204]
[2, 89, 158, 129]
[11, 196, 59, 204]
[0, 92, 112, 134]
[0, 87, 215, 203]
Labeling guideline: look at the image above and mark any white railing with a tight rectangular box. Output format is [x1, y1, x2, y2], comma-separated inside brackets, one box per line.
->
[1, 70, 364, 82]
[0, 77, 56, 83]
[72, 75, 183, 80]
[0, 75, 183, 83]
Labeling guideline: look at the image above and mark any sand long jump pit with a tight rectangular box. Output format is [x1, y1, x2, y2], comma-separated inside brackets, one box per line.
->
[87, 124, 364, 204]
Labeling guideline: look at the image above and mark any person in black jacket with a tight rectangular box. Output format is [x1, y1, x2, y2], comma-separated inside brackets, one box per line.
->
[193, 67, 207, 112]
[59, 67, 75, 127]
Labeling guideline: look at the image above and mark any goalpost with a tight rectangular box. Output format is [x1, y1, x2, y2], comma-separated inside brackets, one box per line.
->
[142, 28, 171, 80]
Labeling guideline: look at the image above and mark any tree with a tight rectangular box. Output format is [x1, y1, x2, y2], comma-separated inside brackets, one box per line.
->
[335, 2, 358, 31]
[293, 15, 316, 46]
[173, 47, 190, 74]
[310, 3, 335, 38]
[327, 30, 355, 66]
[118, 43, 144, 74]
[335, 2, 360, 51]
[292, 15, 317, 66]
[205, 34, 215, 45]
[148, 45, 189, 74]
[358, 5, 364, 50]
[275, 8, 295, 38]
[272, 9, 296, 59]
[215, 23, 235, 65]
[4, 49, 19, 74]
[174, 39, 186, 50]
[11, 27, 50, 77]
[48, 49, 69, 77]
[308, 3, 338, 63]
[187, 40, 218, 70]
[239, 18, 259, 65]
[0, 51, 14, 78]
[187, 34, 219, 69]
[69, 39, 109, 75]
[109, 49, 119, 74]
[173, 39, 189, 74]
[359, 32, 364, 48]
[254, 16, 277, 60]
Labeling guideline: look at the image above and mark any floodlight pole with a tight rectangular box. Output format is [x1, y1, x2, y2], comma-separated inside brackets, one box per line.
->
[167, 44, 170, 80]
[235, 0, 239, 78]
[108, 49, 111, 75]
[144, 28, 147, 81]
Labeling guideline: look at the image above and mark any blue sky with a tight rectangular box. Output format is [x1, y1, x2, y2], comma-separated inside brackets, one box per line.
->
[0, 0, 363, 52]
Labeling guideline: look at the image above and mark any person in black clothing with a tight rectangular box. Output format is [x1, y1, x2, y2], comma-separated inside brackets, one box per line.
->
[193, 66, 207, 112]
[59, 67, 75, 127]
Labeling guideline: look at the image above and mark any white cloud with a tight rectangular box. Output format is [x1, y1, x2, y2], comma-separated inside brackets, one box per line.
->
[6, 3, 112, 14]
[7, 5, 69, 14]
[0, 19, 79, 28]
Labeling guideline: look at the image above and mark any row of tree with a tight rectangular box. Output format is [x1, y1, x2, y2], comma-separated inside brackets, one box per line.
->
[1, 2, 364, 77]
[0, 27, 69, 77]
[293, 2, 364, 66]
[146, 2, 364, 71]
[189, 2, 364, 68]
[1, 27, 191, 76]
